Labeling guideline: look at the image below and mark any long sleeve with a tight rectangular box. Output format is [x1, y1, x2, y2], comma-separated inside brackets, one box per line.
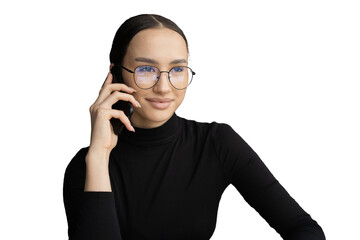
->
[63, 147, 123, 240]
[212, 123, 326, 240]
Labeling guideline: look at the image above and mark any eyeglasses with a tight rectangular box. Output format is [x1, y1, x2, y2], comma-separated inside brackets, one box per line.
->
[115, 64, 196, 90]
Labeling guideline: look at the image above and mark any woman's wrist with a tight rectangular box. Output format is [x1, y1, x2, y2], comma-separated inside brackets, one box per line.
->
[86, 147, 111, 163]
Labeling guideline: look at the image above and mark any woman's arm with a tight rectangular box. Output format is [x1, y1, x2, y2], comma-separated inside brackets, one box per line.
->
[230, 153, 325, 240]
[84, 148, 112, 191]
[212, 123, 326, 239]
[63, 71, 139, 239]
[63, 147, 122, 240]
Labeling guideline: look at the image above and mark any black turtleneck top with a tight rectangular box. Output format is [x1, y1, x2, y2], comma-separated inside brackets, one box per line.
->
[63, 113, 325, 240]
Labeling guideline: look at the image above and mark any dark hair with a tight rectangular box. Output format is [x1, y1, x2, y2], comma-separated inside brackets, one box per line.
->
[109, 14, 189, 65]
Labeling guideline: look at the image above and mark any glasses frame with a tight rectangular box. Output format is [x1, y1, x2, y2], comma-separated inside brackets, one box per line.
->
[114, 64, 196, 90]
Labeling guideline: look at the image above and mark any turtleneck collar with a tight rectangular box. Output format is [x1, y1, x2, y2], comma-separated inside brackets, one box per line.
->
[118, 112, 180, 147]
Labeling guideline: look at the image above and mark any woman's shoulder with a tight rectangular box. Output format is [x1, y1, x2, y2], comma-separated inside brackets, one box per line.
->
[64, 147, 89, 176]
[177, 115, 255, 156]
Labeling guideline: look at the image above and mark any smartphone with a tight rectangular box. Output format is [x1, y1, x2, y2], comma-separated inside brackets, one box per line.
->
[110, 66, 134, 135]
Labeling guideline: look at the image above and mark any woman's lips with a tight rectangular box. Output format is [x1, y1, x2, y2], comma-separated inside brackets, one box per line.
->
[146, 98, 173, 110]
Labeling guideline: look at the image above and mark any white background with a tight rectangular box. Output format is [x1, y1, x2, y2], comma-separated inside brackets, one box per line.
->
[0, 0, 359, 239]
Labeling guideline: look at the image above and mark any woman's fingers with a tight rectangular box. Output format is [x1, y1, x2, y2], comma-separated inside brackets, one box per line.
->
[94, 107, 134, 132]
[96, 82, 137, 105]
[108, 109, 135, 132]
[102, 91, 142, 109]
[87, 71, 139, 153]
[102, 82, 137, 96]
[101, 71, 113, 88]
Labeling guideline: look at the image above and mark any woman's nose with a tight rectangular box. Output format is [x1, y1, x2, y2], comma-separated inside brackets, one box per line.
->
[153, 72, 172, 93]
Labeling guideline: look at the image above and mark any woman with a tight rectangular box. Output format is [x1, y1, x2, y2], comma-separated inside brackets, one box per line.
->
[63, 14, 326, 239]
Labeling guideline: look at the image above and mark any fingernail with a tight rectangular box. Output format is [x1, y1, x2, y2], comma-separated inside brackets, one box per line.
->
[131, 126, 136, 132]
[136, 101, 142, 108]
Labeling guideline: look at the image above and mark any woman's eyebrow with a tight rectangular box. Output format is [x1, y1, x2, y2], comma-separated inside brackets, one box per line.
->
[134, 57, 187, 65]
[135, 57, 157, 64]
[170, 58, 187, 64]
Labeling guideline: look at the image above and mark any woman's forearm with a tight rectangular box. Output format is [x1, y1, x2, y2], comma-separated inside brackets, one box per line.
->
[84, 149, 112, 192]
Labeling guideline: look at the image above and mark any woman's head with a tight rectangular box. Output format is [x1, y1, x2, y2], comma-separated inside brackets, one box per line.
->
[110, 14, 189, 65]
[109, 14, 192, 128]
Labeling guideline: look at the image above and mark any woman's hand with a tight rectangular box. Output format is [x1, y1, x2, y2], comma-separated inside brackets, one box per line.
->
[88, 71, 141, 155]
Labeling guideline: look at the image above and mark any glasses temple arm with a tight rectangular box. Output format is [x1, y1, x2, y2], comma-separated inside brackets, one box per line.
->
[120, 65, 135, 74]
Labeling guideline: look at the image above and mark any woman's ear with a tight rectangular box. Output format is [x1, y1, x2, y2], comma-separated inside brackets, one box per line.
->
[109, 63, 115, 71]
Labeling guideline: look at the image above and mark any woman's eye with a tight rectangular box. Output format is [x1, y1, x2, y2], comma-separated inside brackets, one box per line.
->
[173, 67, 184, 72]
[138, 66, 155, 72]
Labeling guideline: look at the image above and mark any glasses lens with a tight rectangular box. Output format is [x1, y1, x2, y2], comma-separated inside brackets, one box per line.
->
[135, 65, 159, 89]
[169, 66, 192, 89]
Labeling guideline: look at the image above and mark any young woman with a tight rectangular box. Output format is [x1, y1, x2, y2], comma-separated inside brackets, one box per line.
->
[63, 14, 326, 240]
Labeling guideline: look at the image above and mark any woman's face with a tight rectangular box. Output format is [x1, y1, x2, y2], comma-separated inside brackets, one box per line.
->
[113, 28, 189, 129]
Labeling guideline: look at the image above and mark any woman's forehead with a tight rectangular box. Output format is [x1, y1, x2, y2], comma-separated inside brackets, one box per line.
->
[125, 28, 188, 64]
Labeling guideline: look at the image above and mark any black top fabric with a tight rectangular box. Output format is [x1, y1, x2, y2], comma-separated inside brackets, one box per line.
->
[63, 113, 325, 240]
